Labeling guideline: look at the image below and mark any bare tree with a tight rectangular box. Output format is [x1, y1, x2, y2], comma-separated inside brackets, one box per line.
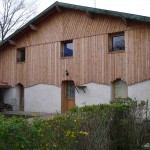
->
[0, 0, 37, 41]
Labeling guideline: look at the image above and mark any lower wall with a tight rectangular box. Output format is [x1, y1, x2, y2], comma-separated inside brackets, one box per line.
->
[128, 80, 150, 103]
[76, 83, 111, 106]
[2, 80, 150, 113]
[25, 84, 61, 113]
[25, 83, 111, 113]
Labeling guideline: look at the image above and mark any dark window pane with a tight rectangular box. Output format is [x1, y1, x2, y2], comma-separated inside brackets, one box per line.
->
[64, 42, 73, 57]
[17, 48, 25, 62]
[21, 50, 25, 61]
[112, 35, 125, 51]
[67, 81, 75, 98]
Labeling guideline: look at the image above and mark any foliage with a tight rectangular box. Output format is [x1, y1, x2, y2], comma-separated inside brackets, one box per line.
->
[70, 103, 131, 113]
[71, 97, 150, 149]
[0, 113, 84, 150]
[0, 98, 150, 150]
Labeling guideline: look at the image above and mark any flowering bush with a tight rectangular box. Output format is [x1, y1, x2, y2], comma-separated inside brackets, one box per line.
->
[0, 113, 89, 150]
[0, 98, 149, 150]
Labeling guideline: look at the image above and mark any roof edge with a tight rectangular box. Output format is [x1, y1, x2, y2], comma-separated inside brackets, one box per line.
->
[0, 1, 150, 49]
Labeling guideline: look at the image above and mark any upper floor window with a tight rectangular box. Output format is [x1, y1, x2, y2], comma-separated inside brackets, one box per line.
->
[109, 32, 125, 52]
[61, 40, 73, 57]
[17, 48, 25, 62]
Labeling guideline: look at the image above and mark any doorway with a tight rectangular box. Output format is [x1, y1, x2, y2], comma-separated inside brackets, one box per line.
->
[61, 80, 75, 112]
[17, 84, 24, 111]
[0, 89, 4, 103]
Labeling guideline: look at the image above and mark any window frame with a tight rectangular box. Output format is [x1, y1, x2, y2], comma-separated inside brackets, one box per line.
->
[109, 32, 125, 53]
[61, 40, 73, 58]
[16, 47, 26, 63]
[112, 79, 128, 99]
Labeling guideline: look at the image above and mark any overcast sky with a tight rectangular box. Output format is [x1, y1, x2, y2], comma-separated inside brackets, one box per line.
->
[37, 0, 150, 17]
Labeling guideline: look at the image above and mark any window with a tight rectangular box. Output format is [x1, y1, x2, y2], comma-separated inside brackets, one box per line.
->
[112, 80, 128, 99]
[109, 32, 125, 52]
[17, 48, 25, 62]
[67, 81, 75, 98]
[61, 40, 73, 57]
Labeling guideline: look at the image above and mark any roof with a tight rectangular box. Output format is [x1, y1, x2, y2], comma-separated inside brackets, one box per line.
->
[0, 81, 11, 88]
[1, 1, 150, 49]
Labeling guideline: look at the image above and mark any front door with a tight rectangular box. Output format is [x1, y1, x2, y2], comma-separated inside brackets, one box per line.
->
[61, 81, 75, 112]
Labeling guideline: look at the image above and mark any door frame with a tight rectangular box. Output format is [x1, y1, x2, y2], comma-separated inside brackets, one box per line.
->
[17, 83, 24, 111]
[61, 80, 75, 112]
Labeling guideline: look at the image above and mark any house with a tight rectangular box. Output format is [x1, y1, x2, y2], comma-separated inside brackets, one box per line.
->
[0, 1, 150, 113]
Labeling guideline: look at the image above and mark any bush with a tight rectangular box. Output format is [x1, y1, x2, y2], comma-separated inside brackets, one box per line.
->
[0, 113, 85, 150]
[70, 98, 149, 150]
[0, 98, 149, 150]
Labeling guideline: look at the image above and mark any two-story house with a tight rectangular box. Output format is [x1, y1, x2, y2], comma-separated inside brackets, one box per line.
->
[0, 1, 150, 113]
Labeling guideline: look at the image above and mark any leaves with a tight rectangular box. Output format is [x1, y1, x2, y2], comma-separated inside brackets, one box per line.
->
[0, 98, 149, 149]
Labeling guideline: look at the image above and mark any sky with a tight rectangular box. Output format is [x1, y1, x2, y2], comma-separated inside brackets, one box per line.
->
[37, 0, 150, 17]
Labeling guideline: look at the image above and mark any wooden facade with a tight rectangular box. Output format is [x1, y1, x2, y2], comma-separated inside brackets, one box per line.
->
[0, 8, 150, 87]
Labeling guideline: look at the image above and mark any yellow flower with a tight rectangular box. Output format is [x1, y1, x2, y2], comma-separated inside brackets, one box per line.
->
[65, 131, 71, 136]
[67, 131, 71, 134]
[45, 122, 48, 125]
[53, 143, 57, 148]
[45, 143, 49, 147]
[47, 116, 54, 121]
[71, 133, 76, 138]
[79, 131, 88, 136]
[31, 113, 39, 117]
[41, 134, 44, 137]
[83, 132, 88, 136]
[65, 131, 76, 138]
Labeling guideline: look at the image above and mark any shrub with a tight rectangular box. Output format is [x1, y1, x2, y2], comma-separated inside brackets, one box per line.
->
[70, 98, 149, 150]
[0, 113, 84, 150]
[0, 98, 149, 150]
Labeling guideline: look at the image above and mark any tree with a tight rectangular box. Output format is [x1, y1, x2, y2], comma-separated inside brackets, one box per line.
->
[0, 0, 37, 41]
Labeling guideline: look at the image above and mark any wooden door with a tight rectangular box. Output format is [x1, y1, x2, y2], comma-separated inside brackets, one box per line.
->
[61, 81, 75, 112]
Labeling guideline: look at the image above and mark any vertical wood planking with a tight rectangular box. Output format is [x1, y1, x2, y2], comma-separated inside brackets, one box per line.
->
[0, 10, 150, 87]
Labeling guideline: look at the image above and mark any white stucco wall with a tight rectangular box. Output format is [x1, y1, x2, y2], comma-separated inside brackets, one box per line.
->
[24, 83, 111, 113]
[128, 80, 150, 102]
[2, 81, 150, 113]
[25, 84, 61, 113]
[76, 83, 111, 107]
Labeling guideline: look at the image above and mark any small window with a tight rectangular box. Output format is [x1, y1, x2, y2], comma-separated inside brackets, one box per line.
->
[109, 32, 125, 52]
[112, 80, 128, 99]
[17, 48, 25, 62]
[61, 40, 73, 57]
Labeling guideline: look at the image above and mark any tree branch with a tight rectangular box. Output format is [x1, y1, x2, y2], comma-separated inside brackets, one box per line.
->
[0, 0, 37, 41]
